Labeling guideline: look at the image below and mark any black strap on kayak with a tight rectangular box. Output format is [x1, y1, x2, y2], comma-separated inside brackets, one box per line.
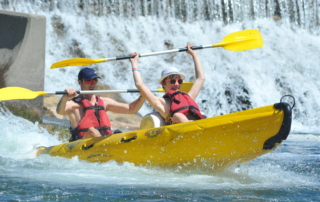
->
[263, 102, 292, 150]
[280, 95, 295, 109]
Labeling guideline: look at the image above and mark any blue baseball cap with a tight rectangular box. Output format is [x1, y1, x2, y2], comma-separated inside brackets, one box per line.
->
[78, 67, 101, 80]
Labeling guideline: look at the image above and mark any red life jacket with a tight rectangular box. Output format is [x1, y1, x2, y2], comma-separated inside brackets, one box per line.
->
[163, 90, 204, 124]
[69, 96, 112, 141]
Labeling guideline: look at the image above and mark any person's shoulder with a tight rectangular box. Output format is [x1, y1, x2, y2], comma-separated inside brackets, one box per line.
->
[158, 96, 167, 105]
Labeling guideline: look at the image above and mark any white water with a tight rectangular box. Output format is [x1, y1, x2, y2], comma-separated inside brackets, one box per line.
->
[0, 2, 320, 198]
[0, 1, 319, 154]
[1, 1, 320, 134]
[0, 104, 318, 190]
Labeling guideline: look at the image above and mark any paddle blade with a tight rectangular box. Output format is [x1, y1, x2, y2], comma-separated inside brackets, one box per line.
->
[215, 29, 263, 51]
[180, 82, 193, 93]
[155, 82, 193, 93]
[0, 87, 46, 101]
[50, 58, 106, 69]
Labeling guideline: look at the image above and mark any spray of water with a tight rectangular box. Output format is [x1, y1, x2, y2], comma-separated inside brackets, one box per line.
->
[0, 2, 319, 132]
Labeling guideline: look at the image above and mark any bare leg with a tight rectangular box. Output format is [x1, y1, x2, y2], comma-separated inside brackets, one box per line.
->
[82, 127, 102, 139]
[172, 113, 190, 124]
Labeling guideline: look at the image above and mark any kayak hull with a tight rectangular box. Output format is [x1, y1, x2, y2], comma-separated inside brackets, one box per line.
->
[37, 103, 292, 170]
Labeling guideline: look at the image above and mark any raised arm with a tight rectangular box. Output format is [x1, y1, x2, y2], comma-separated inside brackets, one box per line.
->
[129, 52, 167, 116]
[186, 45, 205, 99]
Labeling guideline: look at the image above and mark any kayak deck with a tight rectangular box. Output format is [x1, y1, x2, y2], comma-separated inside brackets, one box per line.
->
[37, 102, 292, 170]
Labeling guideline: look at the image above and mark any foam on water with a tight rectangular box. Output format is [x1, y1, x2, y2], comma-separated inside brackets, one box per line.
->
[2, 2, 320, 132]
[0, 103, 62, 160]
[0, 104, 318, 190]
[2, 149, 318, 190]
[0, 1, 319, 196]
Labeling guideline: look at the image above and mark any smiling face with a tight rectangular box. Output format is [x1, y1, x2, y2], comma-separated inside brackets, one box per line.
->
[162, 74, 182, 93]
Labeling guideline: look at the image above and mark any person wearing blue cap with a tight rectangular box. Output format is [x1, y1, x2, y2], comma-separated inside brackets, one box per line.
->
[56, 67, 146, 141]
[130, 44, 205, 125]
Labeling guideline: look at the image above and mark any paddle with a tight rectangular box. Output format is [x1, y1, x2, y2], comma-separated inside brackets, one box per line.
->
[0, 82, 193, 101]
[50, 29, 263, 69]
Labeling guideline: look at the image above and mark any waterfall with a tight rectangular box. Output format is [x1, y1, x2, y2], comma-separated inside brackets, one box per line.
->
[1, 0, 319, 133]
[1, 0, 320, 34]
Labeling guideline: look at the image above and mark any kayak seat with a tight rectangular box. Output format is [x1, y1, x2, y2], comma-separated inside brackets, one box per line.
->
[113, 129, 122, 134]
[139, 112, 207, 130]
[140, 111, 165, 130]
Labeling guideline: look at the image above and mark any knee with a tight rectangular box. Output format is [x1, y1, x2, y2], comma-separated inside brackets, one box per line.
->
[172, 113, 188, 124]
[88, 127, 102, 138]
[172, 113, 183, 119]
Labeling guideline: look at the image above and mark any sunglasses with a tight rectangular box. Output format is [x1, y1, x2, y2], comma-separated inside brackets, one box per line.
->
[84, 78, 98, 84]
[166, 78, 183, 85]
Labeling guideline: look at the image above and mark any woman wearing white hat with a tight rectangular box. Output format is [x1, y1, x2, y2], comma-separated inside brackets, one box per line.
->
[130, 45, 205, 125]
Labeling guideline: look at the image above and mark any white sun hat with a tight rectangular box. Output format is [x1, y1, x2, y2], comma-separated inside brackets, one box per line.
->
[158, 67, 186, 84]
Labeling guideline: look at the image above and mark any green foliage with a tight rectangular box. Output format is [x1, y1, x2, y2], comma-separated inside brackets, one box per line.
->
[40, 123, 70, 142]
[5, 103, 41, 123]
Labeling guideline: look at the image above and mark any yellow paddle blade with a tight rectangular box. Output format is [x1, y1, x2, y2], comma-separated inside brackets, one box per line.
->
[156, 82, 193, 93]
[213, 29, 263, 51]
[180, 82, 193, 93]
[50, 58, 106, 69]
[0, 87, 47, 101]
[157, 88, 165, 93]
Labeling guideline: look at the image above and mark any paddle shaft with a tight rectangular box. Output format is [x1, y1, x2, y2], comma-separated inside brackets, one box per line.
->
[47, 89, 163, 96]
[98, 45, 212, 63]
[0, 82, 195, 101]
[50, 30, 263, 68]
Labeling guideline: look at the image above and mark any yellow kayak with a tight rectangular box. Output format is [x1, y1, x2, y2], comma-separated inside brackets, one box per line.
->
[36, 102, 292, 170]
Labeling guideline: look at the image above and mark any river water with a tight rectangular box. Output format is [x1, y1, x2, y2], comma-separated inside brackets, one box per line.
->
[1, 0, 320, 201]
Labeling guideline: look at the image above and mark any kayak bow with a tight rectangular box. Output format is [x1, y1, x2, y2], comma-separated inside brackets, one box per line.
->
[36, 102, 292, 170]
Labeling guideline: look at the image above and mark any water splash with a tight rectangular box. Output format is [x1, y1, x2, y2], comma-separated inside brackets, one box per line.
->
[0, 103, 62, 159]
[1, 1, 319, 133]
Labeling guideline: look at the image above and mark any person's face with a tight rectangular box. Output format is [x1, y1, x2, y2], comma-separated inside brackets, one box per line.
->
[163, 75, 183, 92]
[78, 78, 98, 90]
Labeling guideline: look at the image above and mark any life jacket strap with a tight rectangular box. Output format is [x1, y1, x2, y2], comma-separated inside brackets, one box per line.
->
[171, 106, 203, 120]
[164, 91, 187, 104]
[83, 105, 105, 111]
[82, 98, 106, 125]
[164, 91, 187, 99]
[171, 106, 190, 116]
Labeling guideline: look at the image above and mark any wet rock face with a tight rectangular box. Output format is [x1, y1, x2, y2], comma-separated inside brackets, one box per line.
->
[201, 74, 252, 117]
[225, 88, 251, 110]
[223, 84, 252, 113]
[275, 78, 292, 95]
[69, 39, 86, 58]
[51, 15, 66, 37]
